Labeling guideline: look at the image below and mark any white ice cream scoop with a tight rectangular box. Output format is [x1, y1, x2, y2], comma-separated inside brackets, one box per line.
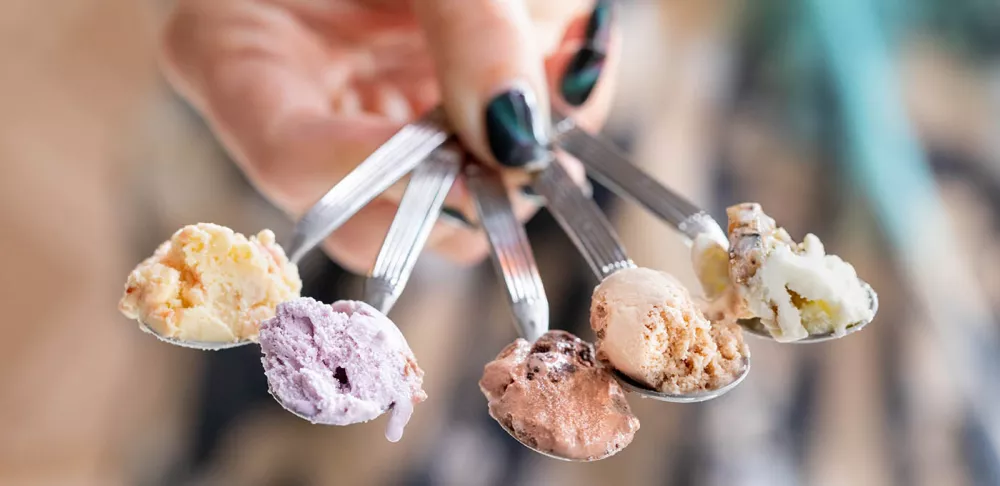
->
[553, 116, 878, 344]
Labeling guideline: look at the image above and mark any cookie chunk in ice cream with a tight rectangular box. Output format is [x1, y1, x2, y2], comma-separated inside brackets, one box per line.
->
[479, 331, 639, 461]
[590, 267, 747, 394]
[119, 223, 301, 344]
[259, 298, 426, 442]
[717, 203, 875, 342]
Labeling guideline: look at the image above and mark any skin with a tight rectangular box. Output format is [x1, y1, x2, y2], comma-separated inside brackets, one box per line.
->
[161, 0, 621, 273]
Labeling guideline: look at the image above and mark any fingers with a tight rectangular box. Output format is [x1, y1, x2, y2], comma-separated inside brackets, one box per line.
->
[412, 0, 554, 169]
[160, 0, 614, 273]
[161, 1, 401, 214]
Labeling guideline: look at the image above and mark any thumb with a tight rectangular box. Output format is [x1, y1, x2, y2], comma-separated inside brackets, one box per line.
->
[413, 0, 551, 169]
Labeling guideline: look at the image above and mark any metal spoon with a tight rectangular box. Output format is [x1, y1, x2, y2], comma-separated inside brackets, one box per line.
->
[285, 108, 451, 264]
[136, 111, 451, 350]
[466, 163, 549, 343]
[137, 323, 252, 351]
[364, 143, 462, 314]
[531, 158, 749, 403]
[552, 115, 879, 342]
[469, 164, 625, 462]
[497, 423, 603, 463]
[467, 162, 604, 461]
[265, 147, 461, 433]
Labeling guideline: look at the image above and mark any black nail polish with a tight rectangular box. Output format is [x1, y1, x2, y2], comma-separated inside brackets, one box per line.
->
[484, 88, 548, 167]
[560, 0, 613, 107]
[520, 185, 546, 203]
[440, 207, 475, 228]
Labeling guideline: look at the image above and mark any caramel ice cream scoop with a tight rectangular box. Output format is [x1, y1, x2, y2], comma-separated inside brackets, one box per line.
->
[590, 267, 747, 395]
[119, 223, 301, 345]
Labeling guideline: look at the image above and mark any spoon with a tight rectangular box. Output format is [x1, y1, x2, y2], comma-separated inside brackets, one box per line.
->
[469, 162, 597, 461]
[364, 143, 462, 314]
[137, 323, 252, 351]
[267, 147, 461, 434]
[285, 108, 451, 264]
[470, 164, 625, 462]
[466, 163, 549, 343]
[552, 115, 879, 342]
[531, 158, 750, 403]
[497, 423, 597, 463]
[137, 111, 452, 351]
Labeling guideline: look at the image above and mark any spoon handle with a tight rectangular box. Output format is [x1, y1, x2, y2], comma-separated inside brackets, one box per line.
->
[285, 108, 451, 263]
[531, 158, 635, 281]
[364, 143, 463, 315]
[468, 164, 549, 342]
[552, 114, 724, 242]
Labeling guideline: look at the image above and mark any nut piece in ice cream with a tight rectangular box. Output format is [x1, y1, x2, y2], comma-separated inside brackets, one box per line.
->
[590, 267, 747, 394]
[479, 330, 639, 461]
[118, 223, 301, 343]
[260, 298, 426, 442]
[726, 203, 875, 342]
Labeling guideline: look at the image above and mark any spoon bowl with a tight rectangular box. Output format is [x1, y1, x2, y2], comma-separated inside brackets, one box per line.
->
[609, 356, 751, 403]
[737, 280, 879, 344]
[495, 421, 617, 462]
[139, 320, 253, 351]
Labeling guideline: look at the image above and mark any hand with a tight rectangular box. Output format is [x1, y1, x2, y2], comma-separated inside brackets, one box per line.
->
[161, 0, 619, 272]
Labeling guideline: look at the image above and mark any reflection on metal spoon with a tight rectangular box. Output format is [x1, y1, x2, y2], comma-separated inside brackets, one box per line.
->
[138, 320, 253, 351]
[609, 357, 751, 404]
[495, 422, 610, 462]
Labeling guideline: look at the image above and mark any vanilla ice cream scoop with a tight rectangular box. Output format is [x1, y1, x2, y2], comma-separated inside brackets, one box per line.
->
[119, 223, 301, 348]
[720, 203, 877, 342]
[590, 267, 749, 395]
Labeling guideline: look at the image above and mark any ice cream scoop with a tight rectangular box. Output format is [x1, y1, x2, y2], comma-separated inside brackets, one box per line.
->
[591, 267, 750, 397]
[532, 161, 749, 402]
[118, 223, 301, 350]
[259, 298, 426, 442]
[480, 330, 640, 461]
[699, 203, 879, 343]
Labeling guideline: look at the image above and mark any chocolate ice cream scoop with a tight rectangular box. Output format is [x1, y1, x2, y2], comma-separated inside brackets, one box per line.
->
[479, 330, 639, 462]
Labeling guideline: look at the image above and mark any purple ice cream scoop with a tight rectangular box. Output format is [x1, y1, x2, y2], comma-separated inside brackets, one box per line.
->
[259, 297, 426, 442]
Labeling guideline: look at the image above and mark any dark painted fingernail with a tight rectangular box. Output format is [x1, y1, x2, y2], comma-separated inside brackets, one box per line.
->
[485, 88, 548, 167]
[440, 207, 475, 228]
[560, 0, 613, 107]
[520, 185, 546, 203]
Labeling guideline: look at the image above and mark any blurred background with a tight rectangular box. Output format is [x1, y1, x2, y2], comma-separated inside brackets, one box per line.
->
[3, 0, 1000, 484]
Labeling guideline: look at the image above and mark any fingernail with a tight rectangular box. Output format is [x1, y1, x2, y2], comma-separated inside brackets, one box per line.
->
[485, 88, 548, 167]
[560, 0, 613, 107]
[440, 207, 476, 228]
[520, 185, 546, 204]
